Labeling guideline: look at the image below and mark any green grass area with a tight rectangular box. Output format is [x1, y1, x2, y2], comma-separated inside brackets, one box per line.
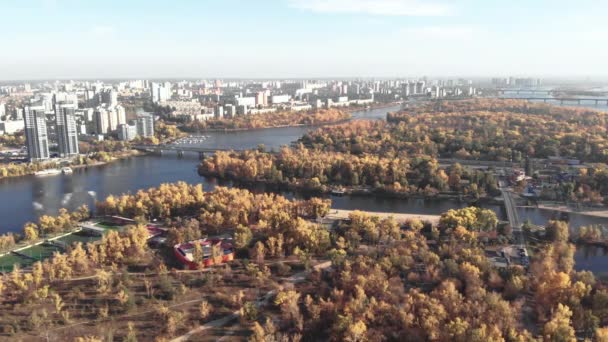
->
[96, 222, 126, 232]
[0, 254, 33, 272]
[56, 233, 101, 246]
[19, 243, 63, 261]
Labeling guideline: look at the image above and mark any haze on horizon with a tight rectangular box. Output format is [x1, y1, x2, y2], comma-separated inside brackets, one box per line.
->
[1, 0, 607, 80]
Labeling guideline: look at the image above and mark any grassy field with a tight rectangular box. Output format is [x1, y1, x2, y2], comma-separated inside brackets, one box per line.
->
[18, 243, 63, 261]
[0, 253, 33, 272]
[56, 232, 101, 246]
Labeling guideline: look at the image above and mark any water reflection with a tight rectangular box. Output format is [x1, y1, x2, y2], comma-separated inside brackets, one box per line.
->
[575, 245, 608, 275]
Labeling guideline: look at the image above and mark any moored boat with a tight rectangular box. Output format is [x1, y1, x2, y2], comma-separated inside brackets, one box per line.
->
[34, 169, 62, 176]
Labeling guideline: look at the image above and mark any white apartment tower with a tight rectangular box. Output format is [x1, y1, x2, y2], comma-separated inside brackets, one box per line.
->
[23, 105, 50, 161]
[136, 113, 154, 137]
[55, 103, 79, 157]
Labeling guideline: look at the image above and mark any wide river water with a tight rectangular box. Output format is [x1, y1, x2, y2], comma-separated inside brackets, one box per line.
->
[1, 104, 607, 274]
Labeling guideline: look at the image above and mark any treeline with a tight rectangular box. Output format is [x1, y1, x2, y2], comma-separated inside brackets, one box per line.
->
[97, 182, 330, 226]
[300, 99, 608, 164]
[251, 210, 608, 341]
[182, 108, 351, 131]
[198, 146, 498, 197]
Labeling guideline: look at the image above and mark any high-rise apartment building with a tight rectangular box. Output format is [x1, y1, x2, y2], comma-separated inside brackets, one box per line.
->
[94, 107, 109, 134]
[118, 123, 138, 141]
[115, 105, 126, 126]
[136, 113, 154, 137]
[101, 89, 118, 107]
[55, 103, 79, 157]
[23, 105, 50, 161]
[151, 82, 171, 103]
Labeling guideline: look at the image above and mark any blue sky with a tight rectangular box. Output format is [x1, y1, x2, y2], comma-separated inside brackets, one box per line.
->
[1, 0, 607, 79]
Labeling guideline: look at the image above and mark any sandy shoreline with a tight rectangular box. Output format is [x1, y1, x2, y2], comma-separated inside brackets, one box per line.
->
[327, 209, 440, 224]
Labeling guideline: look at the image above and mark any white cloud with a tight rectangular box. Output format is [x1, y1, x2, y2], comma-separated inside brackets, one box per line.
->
[288, 0, 452, 16]
[400, 26, 475, 40]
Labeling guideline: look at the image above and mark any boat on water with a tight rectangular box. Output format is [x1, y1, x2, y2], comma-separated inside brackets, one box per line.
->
[61, 167, 73, 174]
[34, 169, 62, 176]
[331, 188, 346, 196]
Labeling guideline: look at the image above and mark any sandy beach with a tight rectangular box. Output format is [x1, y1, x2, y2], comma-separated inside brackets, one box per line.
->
[327, 209, 440, 224]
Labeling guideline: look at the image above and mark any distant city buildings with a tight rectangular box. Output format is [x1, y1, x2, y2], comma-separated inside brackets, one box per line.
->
[0, 76, 532, 160]
[491, 77, 542, 88]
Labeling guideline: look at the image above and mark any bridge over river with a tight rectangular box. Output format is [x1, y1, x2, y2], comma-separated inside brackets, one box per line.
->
[499, 181, 530, 265]
[502, 97, 608, 105]
[132, 144, 246, 157]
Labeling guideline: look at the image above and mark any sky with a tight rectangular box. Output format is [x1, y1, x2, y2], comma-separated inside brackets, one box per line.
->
[1, 0, 608, 80]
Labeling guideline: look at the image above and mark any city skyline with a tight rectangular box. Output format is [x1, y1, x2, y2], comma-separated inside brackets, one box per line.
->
[2, 0, 608, 80]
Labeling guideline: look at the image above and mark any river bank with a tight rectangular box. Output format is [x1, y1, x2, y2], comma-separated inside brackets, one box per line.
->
[0, 149, 145, 181]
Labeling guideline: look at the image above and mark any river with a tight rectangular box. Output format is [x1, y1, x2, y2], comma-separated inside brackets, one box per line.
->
[0, 104, 607, 273]
[0, 105, 402, 234]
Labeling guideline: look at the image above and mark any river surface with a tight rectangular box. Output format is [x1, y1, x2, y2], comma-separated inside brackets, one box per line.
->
[0, 104, 607, 273]
[574, 245, 608, 278]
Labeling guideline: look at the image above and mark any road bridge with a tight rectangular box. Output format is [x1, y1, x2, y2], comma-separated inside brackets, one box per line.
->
[500, 184, 528, 259]
[496, 89, 552, 95]
[131, 144, 246, 158]
[501, 97, 608, 105]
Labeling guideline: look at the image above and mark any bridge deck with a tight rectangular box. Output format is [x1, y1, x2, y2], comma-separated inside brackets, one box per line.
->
[131, 145, 242, 153]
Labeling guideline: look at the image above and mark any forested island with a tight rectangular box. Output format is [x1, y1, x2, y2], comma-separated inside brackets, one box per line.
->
[198, 146, 498, 198]
[198, 99, 608, 204]
[302, 99, 608, 163]
[298, 99, 608, 204]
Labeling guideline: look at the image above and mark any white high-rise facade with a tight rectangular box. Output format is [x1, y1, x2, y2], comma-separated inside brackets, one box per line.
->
[94, 107, 109, 134]
[151, 82, 171, 103]
[55, 103, 79, 157]
[115, 105, 126, 126]
[136, 113, 154, 137]
[24, 105, 50, 161]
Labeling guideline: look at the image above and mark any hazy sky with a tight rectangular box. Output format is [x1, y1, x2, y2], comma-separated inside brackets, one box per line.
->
[1, 0, 607, 80]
